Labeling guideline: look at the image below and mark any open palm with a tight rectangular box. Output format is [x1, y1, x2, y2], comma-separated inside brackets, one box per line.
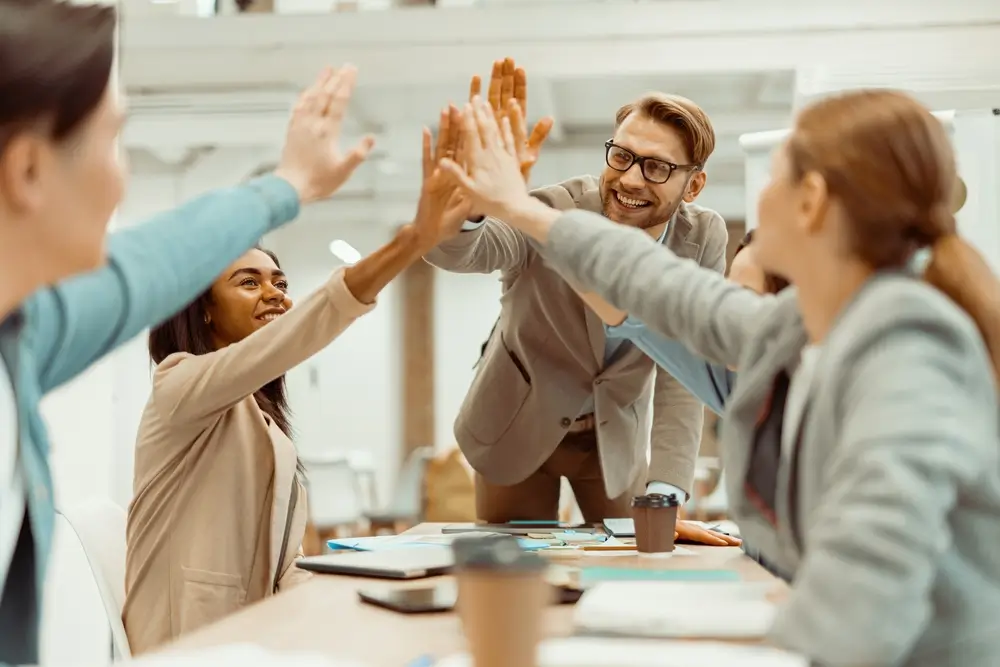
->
[469, 58, 554, 182]
[275, 66, 375, 204]
[412, 105, 473, 248]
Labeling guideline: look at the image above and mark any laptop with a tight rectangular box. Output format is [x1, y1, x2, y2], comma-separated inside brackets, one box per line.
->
[296, 547, 454, 580]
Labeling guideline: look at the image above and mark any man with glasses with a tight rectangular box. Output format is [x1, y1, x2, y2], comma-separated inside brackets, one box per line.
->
[426, 67, 729, 528]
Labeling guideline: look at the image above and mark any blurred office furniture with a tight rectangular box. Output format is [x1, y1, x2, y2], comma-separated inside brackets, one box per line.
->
[365, 446, 434, 534]
[423, 447, 477, 522]
[301, 455, 366, 554]
[56, 501, 132, 661]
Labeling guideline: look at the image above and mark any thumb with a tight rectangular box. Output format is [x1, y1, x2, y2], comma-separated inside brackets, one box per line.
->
[439, 158, 477, 193]
[340, 134, 376, 173]
[527, 116, 554, 150]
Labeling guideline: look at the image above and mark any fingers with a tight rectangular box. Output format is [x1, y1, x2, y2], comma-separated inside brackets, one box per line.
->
[471, 97, 500, 149]
[297, 66, 335, 115]
[438, 157, 476, 193]
[527, 115, 554, 151]
[499, 57, 515, 112]
[339, 134, 376, 176]
[514, 67, 527, 116]
[499, 116, 517, 157]
[468, 74, 482, 102]
[448, 104, 463, 161]
[506, 98, 529, 149]
[434, 107, 450, 161]
[421, 127, 433, 180]
[487, 60, 503, 114]
[325, 64, 358, 123]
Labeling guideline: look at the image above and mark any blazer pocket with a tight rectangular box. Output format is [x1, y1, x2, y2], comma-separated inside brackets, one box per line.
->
[179, 568, 244, 635]
[466, 337, 532, 445]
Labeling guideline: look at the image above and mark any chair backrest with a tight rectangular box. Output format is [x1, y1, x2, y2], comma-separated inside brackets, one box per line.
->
[388, 446, 434, 517]
[301, 456, 364, 529]
[56, 499, 131, 660]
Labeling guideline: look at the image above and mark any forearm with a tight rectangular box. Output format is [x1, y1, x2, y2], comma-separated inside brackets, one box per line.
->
[344, 226, 424, 304]
[423, 217, 527, 274]
[649, 374, 704, 494]
[574, 288, 627, 326]
[26, 175, 300, 393]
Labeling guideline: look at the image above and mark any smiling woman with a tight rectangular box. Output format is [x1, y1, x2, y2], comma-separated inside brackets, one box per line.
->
[148, 246, 294, 437]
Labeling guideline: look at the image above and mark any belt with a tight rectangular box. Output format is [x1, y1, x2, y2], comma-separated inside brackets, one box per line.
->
[566, 413, 596, 433]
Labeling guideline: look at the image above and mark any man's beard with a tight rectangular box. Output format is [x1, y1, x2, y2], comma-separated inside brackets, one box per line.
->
[601, 194, 681, 230]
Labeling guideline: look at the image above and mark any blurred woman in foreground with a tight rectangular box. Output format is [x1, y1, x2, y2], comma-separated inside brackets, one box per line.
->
[442, 91, 1000, 667]
[0, 2, 375, 661]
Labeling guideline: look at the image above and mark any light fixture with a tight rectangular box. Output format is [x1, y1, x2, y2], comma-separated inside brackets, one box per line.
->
[328, 239, 362, 265]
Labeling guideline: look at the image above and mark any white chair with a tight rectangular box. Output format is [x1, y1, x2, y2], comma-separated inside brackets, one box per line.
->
[365, 446, 434, 533]
[302, 455, 366, 540]
[56, 499, 131, 660]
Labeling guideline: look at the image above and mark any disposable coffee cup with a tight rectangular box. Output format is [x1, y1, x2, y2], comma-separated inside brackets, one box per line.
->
[630, 495, 651, 552]
[452, 535, 550, 667]
[634, 493, 680, 554]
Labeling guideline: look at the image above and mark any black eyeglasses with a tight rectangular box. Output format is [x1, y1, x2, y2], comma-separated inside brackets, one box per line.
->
[605, 141, 701, 184]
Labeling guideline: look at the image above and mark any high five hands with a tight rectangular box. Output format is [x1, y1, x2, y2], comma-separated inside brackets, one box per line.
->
[469, 58, 554, 181]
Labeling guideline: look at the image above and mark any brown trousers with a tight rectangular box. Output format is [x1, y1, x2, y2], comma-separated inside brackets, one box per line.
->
[475, 429, 646, 523]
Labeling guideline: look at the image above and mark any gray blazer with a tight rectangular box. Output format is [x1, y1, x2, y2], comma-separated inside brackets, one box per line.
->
[542, 209, 1000, 667]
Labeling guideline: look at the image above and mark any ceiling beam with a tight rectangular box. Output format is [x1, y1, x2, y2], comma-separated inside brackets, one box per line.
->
[120, 1, 1000, 89]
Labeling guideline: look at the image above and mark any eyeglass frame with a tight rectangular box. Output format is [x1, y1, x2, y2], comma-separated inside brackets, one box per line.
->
[604, 140, 702, 185]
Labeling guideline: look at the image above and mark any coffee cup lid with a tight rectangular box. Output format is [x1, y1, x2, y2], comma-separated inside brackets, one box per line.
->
[646, 493, 680, 508]
[451, 534, 546, 572]
[630, 495, 652, 508]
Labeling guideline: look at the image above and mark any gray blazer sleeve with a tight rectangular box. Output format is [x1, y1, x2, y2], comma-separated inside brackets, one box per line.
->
[769, 290, 999, 666]
[545, 209, 774, 369]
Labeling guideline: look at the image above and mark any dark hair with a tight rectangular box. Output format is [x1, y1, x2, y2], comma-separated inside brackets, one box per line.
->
[615, 93, 716, 166]
[735, 229, 790, 294]
[0, 1, 116, 156]
[148, 247, 293, 439]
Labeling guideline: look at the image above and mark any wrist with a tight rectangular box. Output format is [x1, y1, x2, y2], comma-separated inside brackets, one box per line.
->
[273, 168, 317, 204]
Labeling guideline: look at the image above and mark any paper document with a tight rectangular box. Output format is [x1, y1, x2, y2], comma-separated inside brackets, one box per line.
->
[136, 643, 367, 667]
[574, 581, 779, 639]
[327, 532, 499, 551]
[436, 637, 807, 667]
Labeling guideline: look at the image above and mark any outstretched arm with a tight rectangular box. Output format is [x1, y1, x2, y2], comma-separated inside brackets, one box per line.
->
[442, 97, 773, 369]
[25, 176, 300, 394]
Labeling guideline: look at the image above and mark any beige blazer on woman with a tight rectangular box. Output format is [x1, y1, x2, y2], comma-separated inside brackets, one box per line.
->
[123, 269, 373, 655]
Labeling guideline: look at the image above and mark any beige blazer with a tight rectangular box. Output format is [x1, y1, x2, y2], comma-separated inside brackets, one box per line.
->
[123, 269, 373, 655]
[424, 175, 728, 498]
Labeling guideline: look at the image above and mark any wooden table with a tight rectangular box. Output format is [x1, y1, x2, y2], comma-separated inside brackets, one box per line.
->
[167, 524, 786, 666]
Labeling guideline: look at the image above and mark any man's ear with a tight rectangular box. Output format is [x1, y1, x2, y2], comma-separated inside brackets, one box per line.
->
[683, 170, 707, 203]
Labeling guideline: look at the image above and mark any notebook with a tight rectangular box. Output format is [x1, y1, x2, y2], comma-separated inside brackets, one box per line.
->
[296, 547, 453, 579]
[434, 637, 807, 667]
[574, 581, 778, 639]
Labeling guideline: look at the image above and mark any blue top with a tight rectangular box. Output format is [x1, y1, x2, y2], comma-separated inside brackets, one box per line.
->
[605, 316, 736, 415]
[0, 175, 301, 663]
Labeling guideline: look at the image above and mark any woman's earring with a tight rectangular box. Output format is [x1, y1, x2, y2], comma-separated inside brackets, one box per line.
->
[204, 313, 211, 325]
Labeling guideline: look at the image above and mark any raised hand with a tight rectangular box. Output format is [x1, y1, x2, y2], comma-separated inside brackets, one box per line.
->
[439, 96, 532, 222]
[411, 105, 473, 249]
[469, 58, 553, 181]
[274, 66, 375, 204]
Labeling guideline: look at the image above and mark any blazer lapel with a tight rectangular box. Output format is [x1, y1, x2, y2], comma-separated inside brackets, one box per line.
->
[268, 421, 298, 590]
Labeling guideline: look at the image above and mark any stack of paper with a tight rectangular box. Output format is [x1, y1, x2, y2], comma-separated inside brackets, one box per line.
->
[573, 581, 778, 639]
[436, 637, 807, 667]
[135, 644, 367, 667]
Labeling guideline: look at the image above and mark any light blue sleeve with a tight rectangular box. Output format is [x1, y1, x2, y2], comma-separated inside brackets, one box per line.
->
[607, 316, 734, 415]
[22, 175, 301, 394]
